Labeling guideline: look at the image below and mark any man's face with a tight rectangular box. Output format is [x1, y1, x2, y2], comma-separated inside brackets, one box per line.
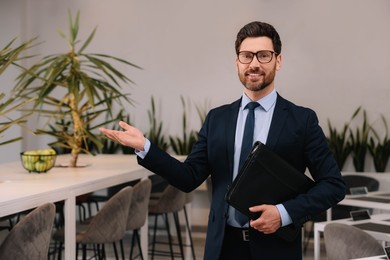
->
[236, 37, 282, 93]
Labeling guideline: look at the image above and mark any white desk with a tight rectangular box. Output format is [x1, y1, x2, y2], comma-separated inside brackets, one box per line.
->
[314, 214, 390, 260]
[0, 154, 151, 260]
[351, 255, 387, 260]
[338, 191, 390, 211]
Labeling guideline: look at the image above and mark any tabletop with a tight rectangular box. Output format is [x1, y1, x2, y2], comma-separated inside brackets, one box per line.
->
[0, 153, 151, 260]
[338, 191, 390, 212]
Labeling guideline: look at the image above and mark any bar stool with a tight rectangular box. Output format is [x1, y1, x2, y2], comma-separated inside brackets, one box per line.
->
[0, 203, 56, 260]
[53, 186, 133, 260]
[148, 185, 186, 260]
[119, 179, 152, 260]
[324, 223, 384, 260]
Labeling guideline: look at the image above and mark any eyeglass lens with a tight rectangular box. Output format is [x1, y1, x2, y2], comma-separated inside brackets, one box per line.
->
[238, 51, 275, 64]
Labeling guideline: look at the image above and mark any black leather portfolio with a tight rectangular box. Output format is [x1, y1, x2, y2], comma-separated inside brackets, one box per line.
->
[225, 141, 315, 241]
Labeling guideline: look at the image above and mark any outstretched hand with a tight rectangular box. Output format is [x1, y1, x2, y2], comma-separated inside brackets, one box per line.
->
[99, 121, 146, 151]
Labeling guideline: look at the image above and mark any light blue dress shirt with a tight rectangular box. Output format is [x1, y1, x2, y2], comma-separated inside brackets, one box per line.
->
[226, 90, 292, 227]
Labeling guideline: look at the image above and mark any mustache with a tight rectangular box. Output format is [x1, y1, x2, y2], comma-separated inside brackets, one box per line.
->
[246, 68, 262, 74]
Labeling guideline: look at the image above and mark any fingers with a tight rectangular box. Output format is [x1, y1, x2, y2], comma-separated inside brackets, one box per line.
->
[249, 205, 265, 212]
[119, 121, 131, 130]
[99, 128, 121, 144]
[99, 122, 146, 151]
[249, 205, 281, 234]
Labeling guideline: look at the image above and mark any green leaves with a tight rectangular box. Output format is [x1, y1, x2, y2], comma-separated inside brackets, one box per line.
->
[0, 37, 37, 74]
[146, 96, 169, 152]
[327, 119, 351, 170]
[348, 107, 371, 172]
[327, 106, 390, 172]
[0, 38, 37, 146]
[169, 96, 198, 155]
[368, 115, 390, 172]
[11, 11, 141, 166]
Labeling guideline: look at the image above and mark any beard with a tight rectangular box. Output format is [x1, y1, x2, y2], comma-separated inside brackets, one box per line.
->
[238, 66, 277, 92]
[245, 79, 272, 92]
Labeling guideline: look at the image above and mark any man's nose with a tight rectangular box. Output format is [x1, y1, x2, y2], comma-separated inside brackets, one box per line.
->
[249, 56, 261, 68]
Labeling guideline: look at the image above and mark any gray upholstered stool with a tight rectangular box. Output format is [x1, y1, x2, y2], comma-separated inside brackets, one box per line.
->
[0, 203, 56, 260]
[148, 185, 187, 260]
[324, 222, 384, 260]
[53, 186, 133, 260]
[119, 178, 152, 260]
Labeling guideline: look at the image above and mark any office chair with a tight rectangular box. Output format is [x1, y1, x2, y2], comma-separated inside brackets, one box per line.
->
[53, 186, 133, 260]
[303, 174, 380, 253]
[324, 222, 384, 260]
[0, 203, 56, 260]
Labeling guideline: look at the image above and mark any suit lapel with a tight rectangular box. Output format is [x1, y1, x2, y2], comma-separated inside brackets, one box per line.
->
[266, 94, 289, 149]
[226, 99, 241, 178]
[224, 95, 288, 174]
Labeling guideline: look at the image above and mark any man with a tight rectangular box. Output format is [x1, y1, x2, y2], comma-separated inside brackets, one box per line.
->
[100, 21, 346, 260]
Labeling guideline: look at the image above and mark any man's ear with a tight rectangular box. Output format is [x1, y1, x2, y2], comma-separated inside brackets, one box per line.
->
[276, 54, 282, 71]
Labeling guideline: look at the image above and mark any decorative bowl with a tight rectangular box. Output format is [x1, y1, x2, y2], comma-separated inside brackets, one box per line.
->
[20, 149, 57, 173]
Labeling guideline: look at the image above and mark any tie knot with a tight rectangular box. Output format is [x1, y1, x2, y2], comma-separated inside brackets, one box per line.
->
[245, 102, 260, 111]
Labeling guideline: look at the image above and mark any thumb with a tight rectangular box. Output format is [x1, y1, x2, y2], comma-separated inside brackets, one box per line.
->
[119, 121, 131, 130]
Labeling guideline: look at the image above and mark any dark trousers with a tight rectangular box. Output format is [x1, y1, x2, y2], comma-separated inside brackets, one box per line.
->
[219, 225, 252, 260]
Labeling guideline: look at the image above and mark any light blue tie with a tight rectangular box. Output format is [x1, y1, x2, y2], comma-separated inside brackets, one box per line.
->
[235, 101, 260, 226]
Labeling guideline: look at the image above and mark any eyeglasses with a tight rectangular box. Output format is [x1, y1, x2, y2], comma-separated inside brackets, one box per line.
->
[237, 50, 277, 64]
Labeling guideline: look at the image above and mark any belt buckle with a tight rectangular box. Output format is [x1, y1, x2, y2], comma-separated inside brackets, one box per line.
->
[242, 229, 249, 241]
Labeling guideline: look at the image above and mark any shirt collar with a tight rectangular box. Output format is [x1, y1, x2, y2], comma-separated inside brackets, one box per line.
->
[241, 89, 277, 112]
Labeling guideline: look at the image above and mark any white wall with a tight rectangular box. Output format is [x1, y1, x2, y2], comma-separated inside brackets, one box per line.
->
[0, 0, 27, 163]
[1, 0, 390, 171]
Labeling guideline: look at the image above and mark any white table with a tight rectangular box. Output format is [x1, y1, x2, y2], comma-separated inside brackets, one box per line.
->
[0, 154, 151, 260]
[351, 255, 387, 260]
[338, 191, 390, 211]
[314, 213, 390, 260]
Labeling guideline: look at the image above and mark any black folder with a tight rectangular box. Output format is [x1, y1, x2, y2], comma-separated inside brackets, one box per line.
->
[225, 141, 314, 241]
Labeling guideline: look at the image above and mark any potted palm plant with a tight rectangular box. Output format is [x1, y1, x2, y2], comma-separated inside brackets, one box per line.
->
[0, 38, 36, 146]
[169, 96, 198, 155]
[326, 119, 351, 171]
[11, 11, 141, 167]
[348, 107, 372, 172]
[368, 115, 390, 172]
[146, 96, 169, 152]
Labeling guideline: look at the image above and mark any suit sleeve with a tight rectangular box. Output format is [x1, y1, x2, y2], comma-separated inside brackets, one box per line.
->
[281, 109, 346, 227]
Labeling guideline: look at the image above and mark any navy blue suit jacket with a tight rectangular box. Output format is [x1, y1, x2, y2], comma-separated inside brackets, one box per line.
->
[138, 93, 346, 259]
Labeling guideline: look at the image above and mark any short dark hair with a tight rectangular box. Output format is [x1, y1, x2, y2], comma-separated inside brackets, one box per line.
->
[235, 21, 282, 55]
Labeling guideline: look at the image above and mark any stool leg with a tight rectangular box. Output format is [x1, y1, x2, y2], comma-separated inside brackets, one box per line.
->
[82, 244, 87, 260]
[135, 230, 144, 260]
[112, 242, 119, 260]
[150, 215, 158, 260]
[173, 212, 185, 259]
[184, 206, 196, 259]
[164, 213, 175, 260]
[129, 231, 136, 260]
[129, 229, 144, 260]
[57, 242, 63, 260]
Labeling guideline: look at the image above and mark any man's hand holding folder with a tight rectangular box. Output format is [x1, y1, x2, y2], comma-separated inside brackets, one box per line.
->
[249, 204, 282, 234]
[225, 141, 315, 241]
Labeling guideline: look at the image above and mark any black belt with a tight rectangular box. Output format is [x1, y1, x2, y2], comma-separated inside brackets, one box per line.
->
[225, 225, 250, 241]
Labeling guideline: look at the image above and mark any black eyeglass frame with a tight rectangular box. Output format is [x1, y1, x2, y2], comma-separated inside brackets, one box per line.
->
[237, 50, 278, 64]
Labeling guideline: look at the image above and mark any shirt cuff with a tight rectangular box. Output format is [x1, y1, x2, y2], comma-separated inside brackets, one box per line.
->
[134, 139, 151, 159]
[276, 204, 293, 227]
